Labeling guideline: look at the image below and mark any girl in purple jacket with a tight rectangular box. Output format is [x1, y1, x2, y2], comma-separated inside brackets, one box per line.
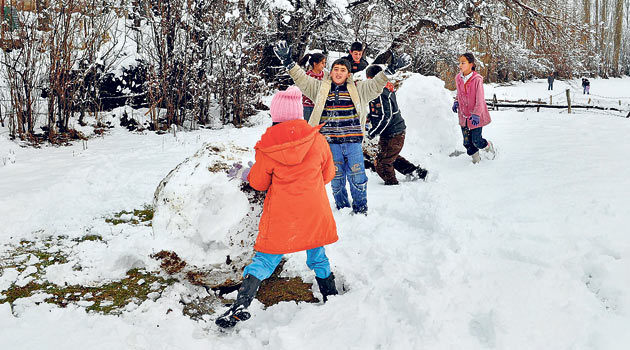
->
[452, 53, 496, 163]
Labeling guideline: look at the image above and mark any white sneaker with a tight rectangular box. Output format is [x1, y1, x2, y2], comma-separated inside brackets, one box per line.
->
[471, 152, 481, 164]
[482, 141, 496, 160]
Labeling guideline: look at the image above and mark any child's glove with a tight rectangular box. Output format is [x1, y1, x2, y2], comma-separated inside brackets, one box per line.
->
[227, 161, 253, 182]
[452, 101, 459, 113]
[385, 53, 411, 75]
[469, 114, 480, 126]
[273, 41, 295, 69]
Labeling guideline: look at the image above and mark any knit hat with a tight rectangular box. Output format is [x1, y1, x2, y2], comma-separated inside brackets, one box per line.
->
[270, 86, 303, 123]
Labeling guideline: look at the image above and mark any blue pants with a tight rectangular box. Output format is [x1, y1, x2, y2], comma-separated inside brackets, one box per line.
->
[303, 106, 314, 121]
[243, 247, 332, 281]
[329, 142, 368, 213]
[461, 126, 488, 156]
[548, 82, 553, 90]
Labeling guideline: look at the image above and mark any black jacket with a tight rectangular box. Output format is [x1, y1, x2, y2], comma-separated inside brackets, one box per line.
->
[367, 85, 406, 139]
[342, 54, 368, 73]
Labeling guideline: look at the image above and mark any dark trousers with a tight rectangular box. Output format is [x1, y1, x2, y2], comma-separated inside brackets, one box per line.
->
[376, 131, 417, 185]
[548, 82, 553, 90]
[461, 126, 488, 155]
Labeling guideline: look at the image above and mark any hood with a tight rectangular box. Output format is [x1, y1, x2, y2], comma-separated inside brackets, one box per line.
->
[457, 71, 483, 85]
[255, 120, 323, 165]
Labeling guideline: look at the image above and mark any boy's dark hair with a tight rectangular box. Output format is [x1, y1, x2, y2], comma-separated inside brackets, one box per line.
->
[331, 58, 351, 72]
[460, 53, 476, 71]
[298, 53, 326, 68]
[350, 42, 363, 52]
[366, 65, 382, 78]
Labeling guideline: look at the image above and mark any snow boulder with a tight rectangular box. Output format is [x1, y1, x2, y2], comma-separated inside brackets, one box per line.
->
[396, 73, 461, 155]
[152, 142, 259, 279]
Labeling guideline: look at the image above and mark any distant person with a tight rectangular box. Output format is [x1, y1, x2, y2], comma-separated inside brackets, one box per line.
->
[365, 65, 428, 185]
[342, 42, 368, 73]
[216, 86, 339, 329]
[582, 78, 590, 94]
[452, 53, 496, 164]
[298, 53, 327, 121]
[547, 73, 555, 90]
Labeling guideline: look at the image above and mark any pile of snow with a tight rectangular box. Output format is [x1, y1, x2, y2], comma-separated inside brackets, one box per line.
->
[397, 74, 461, 155]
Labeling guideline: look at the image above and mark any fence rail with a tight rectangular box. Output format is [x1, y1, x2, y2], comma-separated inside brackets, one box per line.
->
[487, 89, 630, 118]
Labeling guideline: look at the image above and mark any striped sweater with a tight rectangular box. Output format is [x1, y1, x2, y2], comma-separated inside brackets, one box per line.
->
[320, 83, 363, 144]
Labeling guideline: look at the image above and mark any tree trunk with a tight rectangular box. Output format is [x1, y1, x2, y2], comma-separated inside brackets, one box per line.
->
[611, 0, 624, 75]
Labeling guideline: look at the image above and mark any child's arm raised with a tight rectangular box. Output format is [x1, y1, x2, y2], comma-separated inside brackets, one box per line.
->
[357, 70, 389, 102]
[274, 41, 321, 101]
[287, 64, 322, 102]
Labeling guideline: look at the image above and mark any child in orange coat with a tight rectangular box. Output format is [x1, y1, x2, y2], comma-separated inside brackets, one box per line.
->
[216, 86, 340, 328]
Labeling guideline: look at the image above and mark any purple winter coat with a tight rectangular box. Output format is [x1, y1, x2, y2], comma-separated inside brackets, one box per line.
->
[455, 71, 491, 130]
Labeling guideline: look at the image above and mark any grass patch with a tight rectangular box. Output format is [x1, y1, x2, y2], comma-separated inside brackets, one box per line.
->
[1, 268, 176, 315]
[105, 204, 154, 226]
[73, 234, 103, 243]
[1, 238, 68, 273]
[256, 260, 318, 307]
[1, 236, 175, 315]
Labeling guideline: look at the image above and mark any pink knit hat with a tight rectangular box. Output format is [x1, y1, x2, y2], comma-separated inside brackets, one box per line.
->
[270, 86, 304, 123]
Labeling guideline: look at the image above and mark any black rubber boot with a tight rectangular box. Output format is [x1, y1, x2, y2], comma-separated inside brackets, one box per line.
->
[315, 272, 339, 303]
[215, 274, 262, 328]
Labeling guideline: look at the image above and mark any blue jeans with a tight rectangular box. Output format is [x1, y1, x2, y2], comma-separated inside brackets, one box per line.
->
[303, 106, 314, 121]
[329, 142, 368, 213]
[243, 247, 332, 280]
[461, 126, 488, 155]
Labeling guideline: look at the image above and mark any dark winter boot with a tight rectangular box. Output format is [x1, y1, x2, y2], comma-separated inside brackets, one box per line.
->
[406, 167, 428, 181]
[315, 273, 339, 303]
[215, 274, 262, 328]
[413, 167, 428, 181]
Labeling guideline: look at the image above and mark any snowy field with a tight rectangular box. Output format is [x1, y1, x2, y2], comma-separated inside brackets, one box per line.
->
[1, 76, 629, 349]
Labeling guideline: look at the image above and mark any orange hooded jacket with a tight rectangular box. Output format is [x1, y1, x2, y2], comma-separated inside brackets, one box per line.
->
[247, 119, 338, 254]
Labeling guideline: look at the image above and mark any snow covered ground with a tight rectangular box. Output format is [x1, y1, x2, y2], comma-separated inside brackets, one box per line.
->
[1, 76, 629, 349]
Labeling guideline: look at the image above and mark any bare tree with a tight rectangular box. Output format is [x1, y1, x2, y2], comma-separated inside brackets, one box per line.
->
[1, 5, 46, 141]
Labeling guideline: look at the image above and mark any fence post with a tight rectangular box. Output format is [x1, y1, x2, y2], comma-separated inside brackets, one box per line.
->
[493, 94, 498, 111]
[566, 89, 572, 114]
[537, 98, 541, 112]
[550, 95, 552, 105]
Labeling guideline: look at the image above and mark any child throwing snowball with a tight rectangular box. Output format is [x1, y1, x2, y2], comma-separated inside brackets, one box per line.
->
[452, 53, 496, 163]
